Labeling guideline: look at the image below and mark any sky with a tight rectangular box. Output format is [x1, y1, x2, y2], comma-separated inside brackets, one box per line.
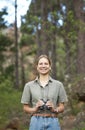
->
[0, 0, 31, 27]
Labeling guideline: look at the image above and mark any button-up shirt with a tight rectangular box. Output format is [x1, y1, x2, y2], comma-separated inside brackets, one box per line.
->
[21, 77, 67, 112]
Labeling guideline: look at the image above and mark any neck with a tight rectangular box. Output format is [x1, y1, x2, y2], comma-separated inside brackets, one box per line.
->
[39, 74, 49, 87]
[39, 74, 49, 82]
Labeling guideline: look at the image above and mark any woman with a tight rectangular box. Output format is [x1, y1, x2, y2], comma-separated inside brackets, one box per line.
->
[21, 54, 68, 130]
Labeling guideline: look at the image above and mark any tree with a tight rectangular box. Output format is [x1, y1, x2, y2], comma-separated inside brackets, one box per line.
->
[0, 8, 13, 77]
[14, 0, 19, 89]
[21, 0, 64, 79]
[0, 8, 8, 28]
[20, 0, 85, 80]
[74, 0, 85, 74]
[0, 33, 12, 76]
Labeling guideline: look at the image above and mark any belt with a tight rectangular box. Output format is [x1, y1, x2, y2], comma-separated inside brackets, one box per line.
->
[32, 113, 57, 118]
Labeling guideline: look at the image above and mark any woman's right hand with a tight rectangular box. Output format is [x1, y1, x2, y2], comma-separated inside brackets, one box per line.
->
[34, 99, 44, 112]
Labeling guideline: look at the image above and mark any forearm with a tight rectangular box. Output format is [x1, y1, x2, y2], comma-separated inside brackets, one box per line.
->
[54, 103, 64, 113]
[23, 104, 37, 114]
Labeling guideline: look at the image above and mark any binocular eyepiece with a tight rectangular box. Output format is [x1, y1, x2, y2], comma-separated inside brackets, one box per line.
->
[39, 99, 50, 110]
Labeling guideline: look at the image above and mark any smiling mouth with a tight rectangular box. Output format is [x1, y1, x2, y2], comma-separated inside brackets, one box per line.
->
[40, 68, 48, 70]
[40, 69, 48, 71]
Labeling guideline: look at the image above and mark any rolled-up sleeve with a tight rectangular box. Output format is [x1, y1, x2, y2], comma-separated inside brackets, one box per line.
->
[58, 83, 68, 103]
[21, 83, 31, 104]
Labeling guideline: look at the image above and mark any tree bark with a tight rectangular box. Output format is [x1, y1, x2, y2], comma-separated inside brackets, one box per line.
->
[74, 0, 85, 74]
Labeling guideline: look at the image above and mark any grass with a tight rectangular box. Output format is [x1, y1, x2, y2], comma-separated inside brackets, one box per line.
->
[0, 78, 27, 129]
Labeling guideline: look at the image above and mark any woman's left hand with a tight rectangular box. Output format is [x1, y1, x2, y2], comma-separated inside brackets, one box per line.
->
[45, 100, 55, 112]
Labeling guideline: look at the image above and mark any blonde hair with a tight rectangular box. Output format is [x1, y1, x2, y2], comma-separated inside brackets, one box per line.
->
[36, 54, 51, 66]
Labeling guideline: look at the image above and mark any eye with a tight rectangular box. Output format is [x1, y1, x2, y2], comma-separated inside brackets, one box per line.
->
[39, 63, 43, 65]
[38, 62, 49, 65]
[45, 63, 49, 65]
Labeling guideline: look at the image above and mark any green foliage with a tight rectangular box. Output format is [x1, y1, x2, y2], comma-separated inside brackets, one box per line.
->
[0, 77, 13, 92]
[5, 65, 14, 78]
[0, 8, 8, 28]
[72, 122, 85, 130]
[20, 1, 80, 81]
[20, 34, 35, 47]
[0, 33, 12, 51]
[0, 33, 13, 75]
[0, 78, 22, 128]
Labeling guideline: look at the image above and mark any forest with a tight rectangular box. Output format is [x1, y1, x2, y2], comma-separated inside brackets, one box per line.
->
[0, 0, 85, 130]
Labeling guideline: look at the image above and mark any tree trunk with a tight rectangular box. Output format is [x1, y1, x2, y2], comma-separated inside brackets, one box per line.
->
[64, 39, 71, 74]
[74, 0, 85, 74]
[51, 42, 57, 79]
[40, 0, 50, 55]
[20, 51, 26, 89]
[14, 0, 19, 89]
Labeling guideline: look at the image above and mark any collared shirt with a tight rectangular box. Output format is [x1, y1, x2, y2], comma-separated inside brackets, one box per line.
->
[21, 77, 68, 111]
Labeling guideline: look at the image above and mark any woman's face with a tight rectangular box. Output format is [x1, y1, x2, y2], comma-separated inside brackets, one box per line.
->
[37, 57, 51, 75]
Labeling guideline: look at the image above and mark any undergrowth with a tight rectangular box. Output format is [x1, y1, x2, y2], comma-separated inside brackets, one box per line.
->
[0, 78, 27, 130]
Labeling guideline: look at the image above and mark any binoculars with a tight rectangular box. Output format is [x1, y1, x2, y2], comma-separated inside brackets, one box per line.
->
[39, 99, 51, 110]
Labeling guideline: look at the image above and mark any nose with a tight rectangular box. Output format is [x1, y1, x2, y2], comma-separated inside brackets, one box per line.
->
[42, 64, 45, 67]
[41, 63, 46, 67]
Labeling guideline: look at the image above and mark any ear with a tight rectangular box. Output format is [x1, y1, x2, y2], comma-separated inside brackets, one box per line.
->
[49, 67, 51, 70]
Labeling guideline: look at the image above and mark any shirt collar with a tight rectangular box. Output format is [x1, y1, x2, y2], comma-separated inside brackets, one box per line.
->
[34, 76, 53, 83]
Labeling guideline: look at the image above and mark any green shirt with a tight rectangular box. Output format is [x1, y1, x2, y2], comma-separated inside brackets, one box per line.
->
[21, 77, 67, 110]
